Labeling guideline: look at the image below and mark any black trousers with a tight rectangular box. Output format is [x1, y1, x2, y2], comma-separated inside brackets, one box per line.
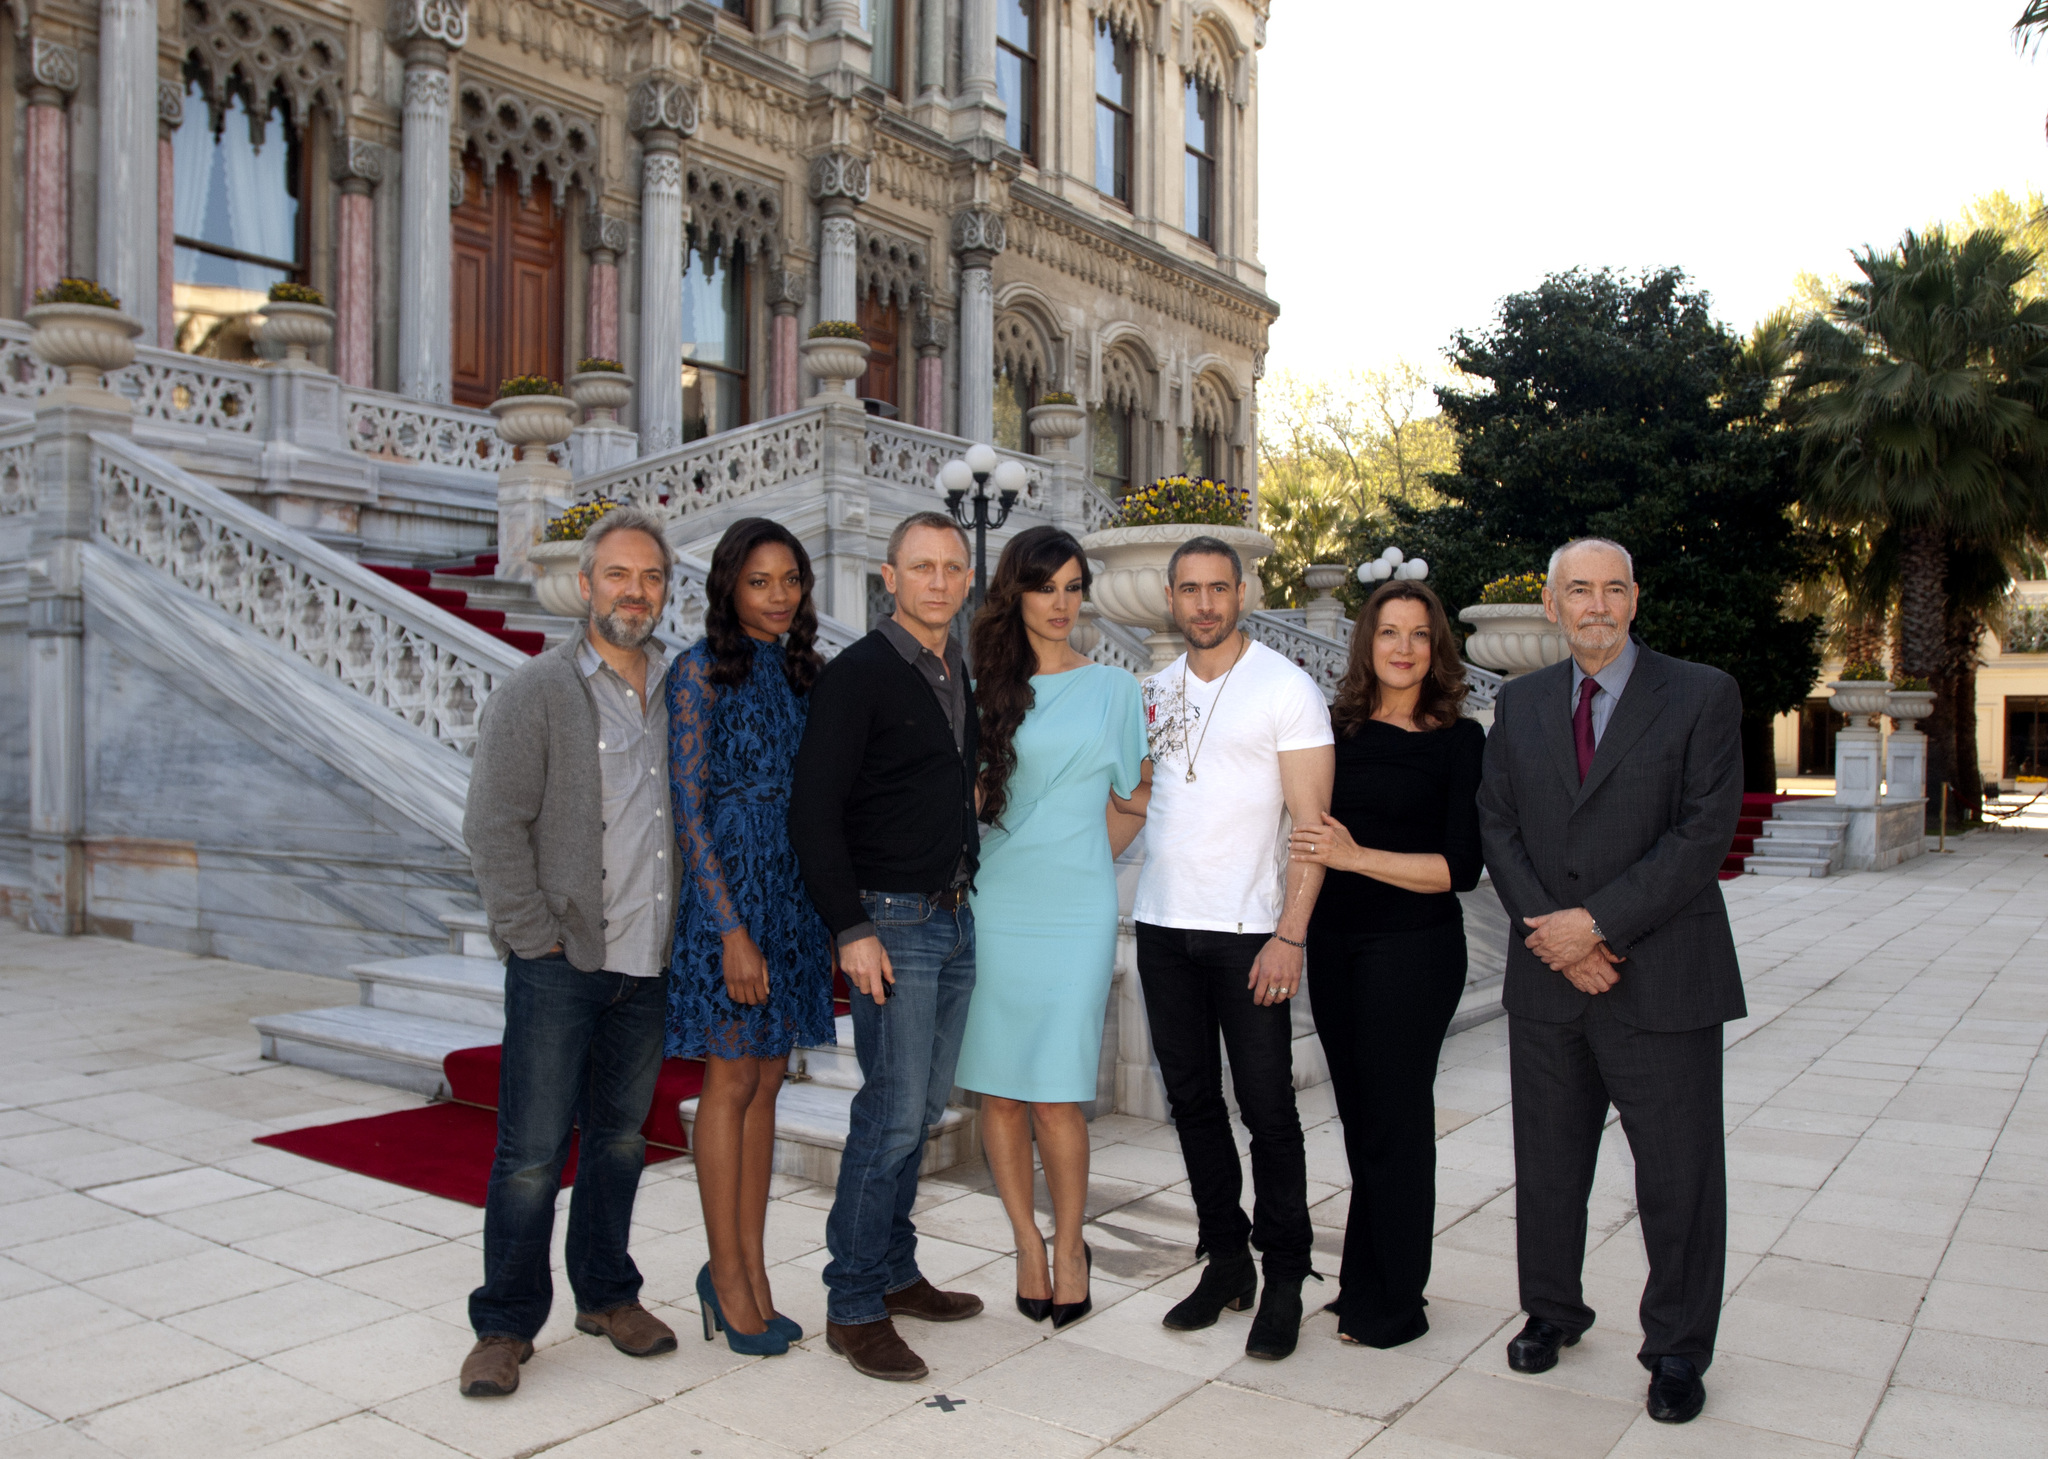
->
[1135, 922, 1312, 1280]
[1510, 999, 1727, 1371]
[1307, 918, 1466, 1347]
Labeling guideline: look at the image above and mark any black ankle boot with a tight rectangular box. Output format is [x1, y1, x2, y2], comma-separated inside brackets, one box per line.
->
[1245, 1273, 1304, 1361]
[1162, 1249, 1257, 1332]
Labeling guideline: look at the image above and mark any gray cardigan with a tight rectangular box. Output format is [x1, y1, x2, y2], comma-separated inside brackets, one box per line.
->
[463, 635, 680, 972]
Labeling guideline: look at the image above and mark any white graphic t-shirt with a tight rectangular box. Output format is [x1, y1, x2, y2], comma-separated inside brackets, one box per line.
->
[1132, 638, 1334, 934]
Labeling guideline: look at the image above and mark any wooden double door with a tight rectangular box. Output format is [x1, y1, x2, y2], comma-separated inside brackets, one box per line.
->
[857, 290, 900, 409]
[451, 158, 565, 408]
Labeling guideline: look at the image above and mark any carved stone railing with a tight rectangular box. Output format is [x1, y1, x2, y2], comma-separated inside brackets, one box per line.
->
[651, 545, 859, 660]
[90, 433, 525, 755]
[342, 388, 511, 471]
[2, 320, 265, 435]
[861, 417, 1050, 513]
[581, 410, 826, 518]
[1245, 606, 1501, 714]
[0, 422, 32, 518]
[1083, 612, 1150, 675]
[1075, 480, 1122, 535]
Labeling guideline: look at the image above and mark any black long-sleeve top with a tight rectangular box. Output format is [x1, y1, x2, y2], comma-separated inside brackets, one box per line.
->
[1308, 714, 1486, 936]
[787, 629, 980, 940]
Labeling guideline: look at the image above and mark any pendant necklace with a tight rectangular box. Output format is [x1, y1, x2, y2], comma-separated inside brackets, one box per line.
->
[1181, 633, 1248, 783]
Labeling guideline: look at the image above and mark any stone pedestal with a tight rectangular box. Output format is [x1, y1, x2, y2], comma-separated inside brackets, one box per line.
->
[570, 424, 639, 476]
[495, 460, 568, 584]
[1834, 726, 1884, 809]
[1303, 563, 1350, 640]
[1845, 799, 1927, 871]
[1885, 727, 1927, 805]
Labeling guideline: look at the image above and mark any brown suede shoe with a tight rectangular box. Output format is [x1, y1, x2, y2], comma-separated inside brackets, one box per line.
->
[883, 1276, 984, 1323]
[575, 1302, 678, 1356]
[458, 1335, 533, 1397]
[826, 1318, 929, 1381]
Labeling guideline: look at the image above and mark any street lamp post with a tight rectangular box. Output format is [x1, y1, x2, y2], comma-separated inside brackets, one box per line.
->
[939, 442, 1029, 607]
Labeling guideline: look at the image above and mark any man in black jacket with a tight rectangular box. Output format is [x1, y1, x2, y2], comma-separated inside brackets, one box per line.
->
[1477, 537, 1744, 1427]
[789, 511, 986, 1382]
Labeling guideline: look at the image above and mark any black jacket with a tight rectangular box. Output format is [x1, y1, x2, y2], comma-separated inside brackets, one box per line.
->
[787, 629, 980, 938]
[1477, 644, 1747, 1032]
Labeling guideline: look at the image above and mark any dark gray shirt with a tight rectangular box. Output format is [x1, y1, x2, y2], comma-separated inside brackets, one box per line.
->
[578, 638, 673, 977]
[878, 615, 966, 757]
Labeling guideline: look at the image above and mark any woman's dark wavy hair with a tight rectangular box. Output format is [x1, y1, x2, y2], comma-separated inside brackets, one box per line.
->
[970, 525, 1091, 829]
[1331, 580, 1468, 735]
[703, 516, 823, 695]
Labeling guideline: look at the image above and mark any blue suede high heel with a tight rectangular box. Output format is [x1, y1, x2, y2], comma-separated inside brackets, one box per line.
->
[766, 1313, 803, 1342]
[696, 1264, 790, 1356]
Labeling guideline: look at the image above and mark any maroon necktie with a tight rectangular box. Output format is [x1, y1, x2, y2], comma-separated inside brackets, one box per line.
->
[1574, 676, 1599, 783]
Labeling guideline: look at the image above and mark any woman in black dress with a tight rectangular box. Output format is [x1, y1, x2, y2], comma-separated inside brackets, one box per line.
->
[1289, 579, 1484, 1349]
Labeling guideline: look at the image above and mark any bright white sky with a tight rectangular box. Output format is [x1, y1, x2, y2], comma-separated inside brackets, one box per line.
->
[1259, 0, 2048, 383]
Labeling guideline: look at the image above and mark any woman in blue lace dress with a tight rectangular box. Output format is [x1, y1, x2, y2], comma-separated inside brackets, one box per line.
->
[668, 516, 834, 1355]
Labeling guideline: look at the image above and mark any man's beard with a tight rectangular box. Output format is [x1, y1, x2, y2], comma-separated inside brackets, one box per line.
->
[594, 598, 658, 648]
[1567, 617, 1622, 655]
[1179, 608, 1240, 651]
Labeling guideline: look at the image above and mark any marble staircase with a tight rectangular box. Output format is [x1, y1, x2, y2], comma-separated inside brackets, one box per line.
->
[1745, 801, 1850, 877]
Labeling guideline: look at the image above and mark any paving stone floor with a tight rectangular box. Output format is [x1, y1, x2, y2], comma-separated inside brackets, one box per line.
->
[1, 828, 2044, 1458]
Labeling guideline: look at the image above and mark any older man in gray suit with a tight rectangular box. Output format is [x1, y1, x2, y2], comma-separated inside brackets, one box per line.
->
[1477, 537, 1744, 1427]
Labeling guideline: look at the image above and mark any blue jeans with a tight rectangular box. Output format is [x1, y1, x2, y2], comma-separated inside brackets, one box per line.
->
[469, 952, 667, 1341]
[822, 891, 975, 1325]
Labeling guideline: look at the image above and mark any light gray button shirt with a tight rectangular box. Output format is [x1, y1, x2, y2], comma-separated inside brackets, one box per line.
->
[1570, 635, 1640, 748]
[578, 638, 673, 977]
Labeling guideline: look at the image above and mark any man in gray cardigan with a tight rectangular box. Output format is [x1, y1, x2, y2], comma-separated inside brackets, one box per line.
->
[457, 507, 683, 1397]
[1478, 538, 1744, 1428]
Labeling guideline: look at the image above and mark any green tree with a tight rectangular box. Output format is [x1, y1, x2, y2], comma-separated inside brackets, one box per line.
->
[1393, 267, 1824, 791]
[1785, 228, 2048, 825]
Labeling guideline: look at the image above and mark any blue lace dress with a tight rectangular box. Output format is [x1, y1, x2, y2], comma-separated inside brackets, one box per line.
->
[665, 636, 835, 1061]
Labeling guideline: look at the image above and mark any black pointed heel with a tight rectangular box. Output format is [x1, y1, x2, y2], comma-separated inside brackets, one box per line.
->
[1015, 1294, 1052, 1322]
[1051, 1243, 1093, 1331]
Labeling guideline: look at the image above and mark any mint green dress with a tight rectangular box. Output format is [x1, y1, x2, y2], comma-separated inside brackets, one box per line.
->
[957, 665, 1148, 1103]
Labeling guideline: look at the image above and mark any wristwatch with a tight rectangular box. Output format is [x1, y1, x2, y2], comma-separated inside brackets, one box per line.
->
[1589, 919, 1608, 944]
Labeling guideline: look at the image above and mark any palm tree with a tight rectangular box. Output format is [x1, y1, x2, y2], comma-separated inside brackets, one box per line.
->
[1786, 228, 2048, 822]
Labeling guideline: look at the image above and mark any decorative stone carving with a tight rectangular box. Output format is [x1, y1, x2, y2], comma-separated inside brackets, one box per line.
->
[332, 137, 384, 187]
[808, 150, 870, 204]
[994, 313, 1049, 388]
[456, 82, 600, 202]
[627, 75, 698, 137]
[856, 225, 928, 308]
[404, 67, 450, 112]
[643, 152, 683, 193]
[581, 210, 631, 257]
[29, 38, 81, 96]
[913, 287, 945, 353]
[390, 0, 468, 49]
[1101, 347, 1146, 412]
[157, 78, 184, 130]
[767, 266, 807, 313]
[951, 208, 1007, 261]
[184, 0, 349, 136]
[686, 161, 782, 264]
[1191, 372, 1231, 436]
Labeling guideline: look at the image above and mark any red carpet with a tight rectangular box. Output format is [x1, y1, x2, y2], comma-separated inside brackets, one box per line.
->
[255, 1046, 705, 1206]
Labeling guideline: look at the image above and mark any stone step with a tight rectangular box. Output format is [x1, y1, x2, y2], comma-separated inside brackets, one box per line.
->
[678, 1081, 976, 1186]
[1756, 824, 1845, 845]
[1449, 974, 1505, 1036]
[438, 908, 496, 960]
[796, 1016, 860, 1089]
[1745, 855, 1834, 878]
[350, 953, 505, 1029]
[251, 1005, 491, 1097]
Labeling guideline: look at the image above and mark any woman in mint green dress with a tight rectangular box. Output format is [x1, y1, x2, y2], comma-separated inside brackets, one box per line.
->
[959, 526, 1150, 1330]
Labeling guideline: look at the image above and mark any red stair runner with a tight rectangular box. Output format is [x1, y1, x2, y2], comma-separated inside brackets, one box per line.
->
[363, 561, 544, 656]
[1720, 792, 1810, 879]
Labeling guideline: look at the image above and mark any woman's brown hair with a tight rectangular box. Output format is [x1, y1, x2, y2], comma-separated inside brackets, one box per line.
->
[1330, 580, 1469, 736]
[969, 525, 1090, 829]
[702, 516, 823, 695]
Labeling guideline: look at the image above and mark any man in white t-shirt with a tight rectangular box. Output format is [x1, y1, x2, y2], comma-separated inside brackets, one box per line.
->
[1133, 536, 1335, 1363]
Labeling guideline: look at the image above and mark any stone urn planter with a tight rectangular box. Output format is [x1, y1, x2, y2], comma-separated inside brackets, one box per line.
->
[1079, 522, 1276, 671]
[256, 301, 335, 367]
[1885, 688, 1936, 728]
[489, 394, 577, 457]
[568, 369, 634, 425]
[1027, 402, 1087, 457]
[1302, 563, 1351, 640]
[1458, 603, 1569, 677]
[801, 335, 871, 396]
[1826, 679, 1894, 729]
[26, 301, 143, 390]
[526, 540, 588, 619]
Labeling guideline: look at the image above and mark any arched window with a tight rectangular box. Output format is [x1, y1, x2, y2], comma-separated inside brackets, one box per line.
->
[992, 312, 1049, 451]
[1094, 17, 1134, 204]
[1092, 403, 1132, 497]
[683, 238, 748, 441]
[996, 0, 1038, 161]
[1184, 77, 1218, 244]
[170, 74, 302, 358]
[1185, 372, 1233, 481]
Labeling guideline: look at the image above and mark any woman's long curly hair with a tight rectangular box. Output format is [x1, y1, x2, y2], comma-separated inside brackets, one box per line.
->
[970, 525, 1090, 829]
[1330, 580, 1468, 735]
[702, 516, 823, 695]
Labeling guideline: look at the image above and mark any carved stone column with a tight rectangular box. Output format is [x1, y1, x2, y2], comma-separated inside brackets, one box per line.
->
[952, 208, 1005, 444]
[395, 0, 466, 402]
[582, 210, 630, 365]
[767, 266, 805, 417]
[20, 39, 78, 313]
[960, 0, 998, 109]
[332, 140, 382, 388]
[157, 80, 180, 348]
[97, 0, 161, 343]
[631, 76, 697, 455]
[810, 152, 868, 326]
[917, 0, 946, 96]
[913, 290, 945, 431]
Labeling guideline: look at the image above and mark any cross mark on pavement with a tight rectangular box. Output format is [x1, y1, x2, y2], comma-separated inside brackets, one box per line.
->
[924, 1394, 965, 1413]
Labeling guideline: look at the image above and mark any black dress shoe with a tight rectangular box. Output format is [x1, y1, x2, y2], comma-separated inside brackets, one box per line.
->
[1162, 1249, 1257, 1331]
[1646, 1356, 1706, 1424]
[1505, 1318, 1579, 1374]
[1244, 1274, 1304, 1361]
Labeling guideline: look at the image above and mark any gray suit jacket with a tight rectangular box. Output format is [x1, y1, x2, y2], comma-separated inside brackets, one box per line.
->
[1477, 643, 1746, 1032]
[462, 636, 681, 972]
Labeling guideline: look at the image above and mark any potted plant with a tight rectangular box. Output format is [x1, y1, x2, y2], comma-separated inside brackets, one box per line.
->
[567, 357, 634, 425]
[1079, 475, 1274, 669]
[1886, 674, 1935, 728]
[488, 374, 577, 455]
[1026, 390, 1086, 455]
[1458, 571, 1568, 677]
[527, 497, 623, 617]
[1826, 662, 1894, 728]
[26, 278, 143, 391]
[801, 320, 870, 396]
[256, 282, 335, 366]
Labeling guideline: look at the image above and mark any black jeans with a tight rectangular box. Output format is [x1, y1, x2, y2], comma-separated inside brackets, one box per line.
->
[469, 951, 668, 1341]
[1307, 917, 1466, 1346]
[1510, 999, 1727, 1371]
[1135, 922, 1311, 1280]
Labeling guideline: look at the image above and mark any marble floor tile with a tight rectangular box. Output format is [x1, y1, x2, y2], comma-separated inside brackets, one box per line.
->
[88, 1169, 269, 1217]
[1388, 1368, 1640, 1459]
[166, 1277, 406, 1360]
[1109, 1378, 1381, 1459]
[953, 1334, 1202, 1439]
[236, 1412, 468, 1459]
[375, 1365, 652, 1459]
[1860, 1384, 2048, 1459]
[1692, 1352, 1887, 1447]
[1912, 1278, 2048, 1346]
[0, 1322, 241, 1422]
[1889, 1327, 2048, 1411]
[256, 1312, 474, 1409]
[1605, 1412, 1855, 1458]
[230, 1214, 441, 1278]
[78, 1246, 297, 1321]
[71, 1362, 353, 1459]
[666, 1346, 916, 1453]
[820, 1389, 1102, 1459]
